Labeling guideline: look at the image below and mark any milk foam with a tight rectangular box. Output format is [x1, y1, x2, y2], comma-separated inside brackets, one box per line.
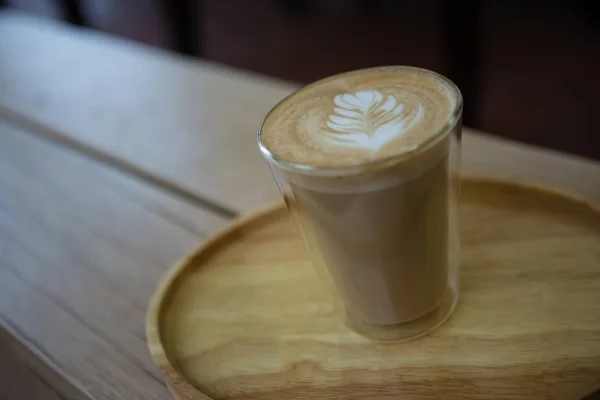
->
[260, 67, 460, 168]
[325, 90, 424, 152]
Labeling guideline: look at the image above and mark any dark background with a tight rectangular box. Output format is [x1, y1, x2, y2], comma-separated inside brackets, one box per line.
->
[4, 0, 600, 159]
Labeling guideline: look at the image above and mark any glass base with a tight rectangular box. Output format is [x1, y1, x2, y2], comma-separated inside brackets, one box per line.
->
[342, 286, 458, 342]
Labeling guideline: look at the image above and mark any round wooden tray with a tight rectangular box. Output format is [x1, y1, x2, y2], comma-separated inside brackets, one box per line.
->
[147, 178, 600, 400]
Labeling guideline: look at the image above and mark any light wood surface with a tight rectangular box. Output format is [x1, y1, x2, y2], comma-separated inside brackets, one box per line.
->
[0, 323, 90, 400]
[0, 326, 66, 400]
[149, 179, 600, 400]
[0, 11, 599, 215]
[0, 11, 290, 213]
[0, 9, 599, 400]
[0, 120, 226, 399]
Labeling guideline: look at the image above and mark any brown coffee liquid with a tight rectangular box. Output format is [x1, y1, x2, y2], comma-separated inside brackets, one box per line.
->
[284, 137, 452, 325]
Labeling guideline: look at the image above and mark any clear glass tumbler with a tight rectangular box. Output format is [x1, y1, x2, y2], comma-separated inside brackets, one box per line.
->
[258, 67, 462, 341]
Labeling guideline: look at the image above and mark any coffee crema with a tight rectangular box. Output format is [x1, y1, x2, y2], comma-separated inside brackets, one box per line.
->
[260, 67, 459, 168]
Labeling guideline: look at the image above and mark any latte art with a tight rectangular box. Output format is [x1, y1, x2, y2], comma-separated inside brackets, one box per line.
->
[325, 90, 424, 152]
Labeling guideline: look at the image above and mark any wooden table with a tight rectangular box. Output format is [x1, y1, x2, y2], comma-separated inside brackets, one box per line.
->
[0, 10, 599, 400]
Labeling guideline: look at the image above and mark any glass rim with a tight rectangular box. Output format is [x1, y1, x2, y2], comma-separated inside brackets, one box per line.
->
[258, 66, 463, 176]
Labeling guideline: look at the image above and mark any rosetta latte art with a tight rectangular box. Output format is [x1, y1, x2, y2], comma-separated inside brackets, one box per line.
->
[325, 90, 424, 152]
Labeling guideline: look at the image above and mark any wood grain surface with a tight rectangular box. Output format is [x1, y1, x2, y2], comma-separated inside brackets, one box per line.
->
[0, 10, 290, 213]
[0, 120, 227, 400]
[0, 322, 90, 400]
[1, 11, 599, 215]
[0, 326, 66, 400]
[149, 179, 600, 400]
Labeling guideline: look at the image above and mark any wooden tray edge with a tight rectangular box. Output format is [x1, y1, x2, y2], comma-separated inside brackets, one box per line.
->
[146, 199, 285, 399]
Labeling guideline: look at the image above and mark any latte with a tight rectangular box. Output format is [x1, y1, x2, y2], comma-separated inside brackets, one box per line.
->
[259, 67, 462, 340]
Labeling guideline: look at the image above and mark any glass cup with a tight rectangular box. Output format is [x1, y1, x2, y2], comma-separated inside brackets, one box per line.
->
[258, 67, 462, 341]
